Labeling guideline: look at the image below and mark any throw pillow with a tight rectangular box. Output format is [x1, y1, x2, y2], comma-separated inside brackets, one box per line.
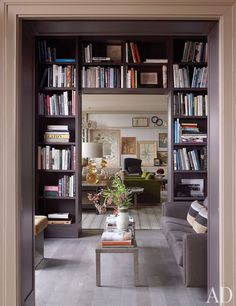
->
[203, 197, 208, 209]
[145, 172, 155, 180]
[141, 171, 148, 178]
[187, 200, 204, 226]
[192, 207, 208, 233]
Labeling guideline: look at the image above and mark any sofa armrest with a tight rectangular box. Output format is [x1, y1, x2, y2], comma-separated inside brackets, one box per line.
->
[162, 202, 191, 219]
[183, 233, 207, 287]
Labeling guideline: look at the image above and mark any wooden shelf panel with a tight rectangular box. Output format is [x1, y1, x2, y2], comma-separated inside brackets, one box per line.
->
[174, 61, 207, 66]
[173, 142, 207, 147]
[39, 196, 76, 200]
[174, 170, 207, 174]
[38, 142, 76, 146]
[82, 88, 168, 94]
[38, 169, 75, 173]
[173, 116, 207, 119]
[39, 87, 76, 91]
[39, 115, 76, 119]
[40, 61, 76, 65]
[173, 197, 205, 201]
[173, 88, 207, 92]
[126, 62, 167, 66]
[82, 62, 123, 66]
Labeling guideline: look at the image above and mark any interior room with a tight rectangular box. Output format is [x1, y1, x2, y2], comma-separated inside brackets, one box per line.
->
[81, 94, 168, 230]
[4, 6, 236, 304]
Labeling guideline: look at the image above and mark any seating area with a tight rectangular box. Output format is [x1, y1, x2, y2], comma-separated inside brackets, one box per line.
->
[161, 201, 207, 287]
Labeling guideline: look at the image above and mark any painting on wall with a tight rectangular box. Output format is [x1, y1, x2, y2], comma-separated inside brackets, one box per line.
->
[157, 151, 168, 166]
[121, 137, 136, 155]
[158, 132, 168, 150]
[89, 129, 120, 167]
[137, 141, 157, 166]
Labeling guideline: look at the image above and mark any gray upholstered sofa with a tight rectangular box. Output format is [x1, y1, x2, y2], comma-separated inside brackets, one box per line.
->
[161, 201, 207, 287]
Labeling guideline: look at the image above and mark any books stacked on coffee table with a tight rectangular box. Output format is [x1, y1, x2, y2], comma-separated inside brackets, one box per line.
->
[101, 214, 135, 247]
[101, 228, 134, 247]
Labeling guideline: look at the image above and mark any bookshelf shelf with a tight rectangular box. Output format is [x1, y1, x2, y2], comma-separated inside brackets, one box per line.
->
[38, 142, 76, 146]
[82, 88, 168, 95]
[39, 196, 76, 200]
[39, 115, 76, 119]
[39, 87, 76, 91]
[38, 169, 75, 173]
[82, 62, 123, 66]
[126, 62, 167, 67]
[171, 38, 208, 201]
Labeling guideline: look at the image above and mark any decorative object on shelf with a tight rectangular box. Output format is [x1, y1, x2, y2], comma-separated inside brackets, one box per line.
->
[82, 142, 103, 184]
[106, 45, 122, 62]
[137, 141, 157, 166]
[121, 137, 136, 155]
[158, 132, 168, 149]
[151, 115, 163, 127]
[156, 168, 165, 179]
[132, 117, 149, 127]
[82, 118, 97, 130]
[140, 72, 158, 86]
[88, 175, 133, 226]
[90, 129, 120, 167]
[100, 157, 109, 182]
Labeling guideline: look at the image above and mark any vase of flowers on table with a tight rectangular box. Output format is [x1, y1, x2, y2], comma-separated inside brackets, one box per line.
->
[88, 174, 133, 230]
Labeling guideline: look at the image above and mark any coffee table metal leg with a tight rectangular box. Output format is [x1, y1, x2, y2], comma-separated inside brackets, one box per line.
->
[96, 251, 101, 286]
[133, 250, 139, 286]
[133, 194, 138, 209]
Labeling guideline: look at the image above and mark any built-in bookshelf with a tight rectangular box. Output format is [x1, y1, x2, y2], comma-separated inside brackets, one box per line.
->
[35, 35, 209, 237]
[36, 38, 79, 238]
[171, 38, 208, 201]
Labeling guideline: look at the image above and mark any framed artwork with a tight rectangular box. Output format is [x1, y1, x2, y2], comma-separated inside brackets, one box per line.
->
[132, 117, 149, 127]
[157, 151, 168, 166]
[154, 157, 161, 166]
[140, 72, 158, 85]
[158, 132, 168, 149]
[89, 129, 120, 167]
[137, 141, 157, 166]
[121, 137, 136, 155]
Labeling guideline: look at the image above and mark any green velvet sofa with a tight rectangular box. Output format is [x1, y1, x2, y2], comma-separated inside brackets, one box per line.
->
[124, 175, 161, 204]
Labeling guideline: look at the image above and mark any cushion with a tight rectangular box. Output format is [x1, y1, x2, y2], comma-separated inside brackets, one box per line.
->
[187, 200, 204, 226]
[145, 172, 155, 180]
[161, 219, 195, 238]
[161, 216, 192, 228]
[170, 240, 184, 266]
[127, 165, 141, 174]
[192, 207, 208, 233]
[141, 171, 148, 178]
[203, 197, 208, 208]
[34, 215, 48, 236]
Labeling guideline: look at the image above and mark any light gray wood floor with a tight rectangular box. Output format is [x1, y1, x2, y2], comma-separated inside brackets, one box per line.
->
[82, 206, 162, 230]
[36, 230, 206, 306]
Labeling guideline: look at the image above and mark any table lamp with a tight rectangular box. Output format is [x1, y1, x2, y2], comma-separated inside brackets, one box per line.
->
[82, 142, 103, 184]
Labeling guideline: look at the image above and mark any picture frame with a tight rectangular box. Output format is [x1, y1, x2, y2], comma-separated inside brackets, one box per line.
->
[156, 151, 168, 166]
[89, 129, 120, 167]
[137, 141, 157, 166]
[154, 157, 161, 166]
[140, 72, 158, 85]
[121, 137, 136, 155]
[158, 132, 168, 149]
[132, 117, 149, 127]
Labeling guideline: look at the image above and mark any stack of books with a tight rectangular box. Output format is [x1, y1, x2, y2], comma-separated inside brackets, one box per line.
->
[44, 125, 70, 143]
[174, 120, 207, 143]
[100, 214, 135, 247]
[38, 40, 56, 63]
[177, 178, 204, 198]
[101, 229, 134, 247]
[47, 212, 72, 224]
[44, 174, 75, 197]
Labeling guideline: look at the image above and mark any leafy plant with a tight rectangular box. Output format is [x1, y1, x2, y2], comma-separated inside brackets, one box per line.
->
[88, 175, 133, 214]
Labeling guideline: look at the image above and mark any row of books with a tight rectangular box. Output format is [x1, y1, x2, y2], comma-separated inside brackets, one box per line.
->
[173, 147, 207, 171]
[176, 178, 204, 198]
[38, 40, 56, 63]
[82, 66, 123, 88]
[174, 120, 207, 143]
[37, 145, 76, 170]
[173, 64, 208, 88]
[40, 65, 76, 88]
[38, 91, 76, 116]
[173, 93, 208, 116]
[126, 68, 138, 88]
[181, 41, 208, 63]
[125, 42, 141, 63]
[44, 175, 75, 197]
[44, 125, 70, 143]
[47, 213, 72, 224]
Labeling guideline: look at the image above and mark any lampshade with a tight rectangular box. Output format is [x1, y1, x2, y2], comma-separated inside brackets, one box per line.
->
[82, 142, 103, 158]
